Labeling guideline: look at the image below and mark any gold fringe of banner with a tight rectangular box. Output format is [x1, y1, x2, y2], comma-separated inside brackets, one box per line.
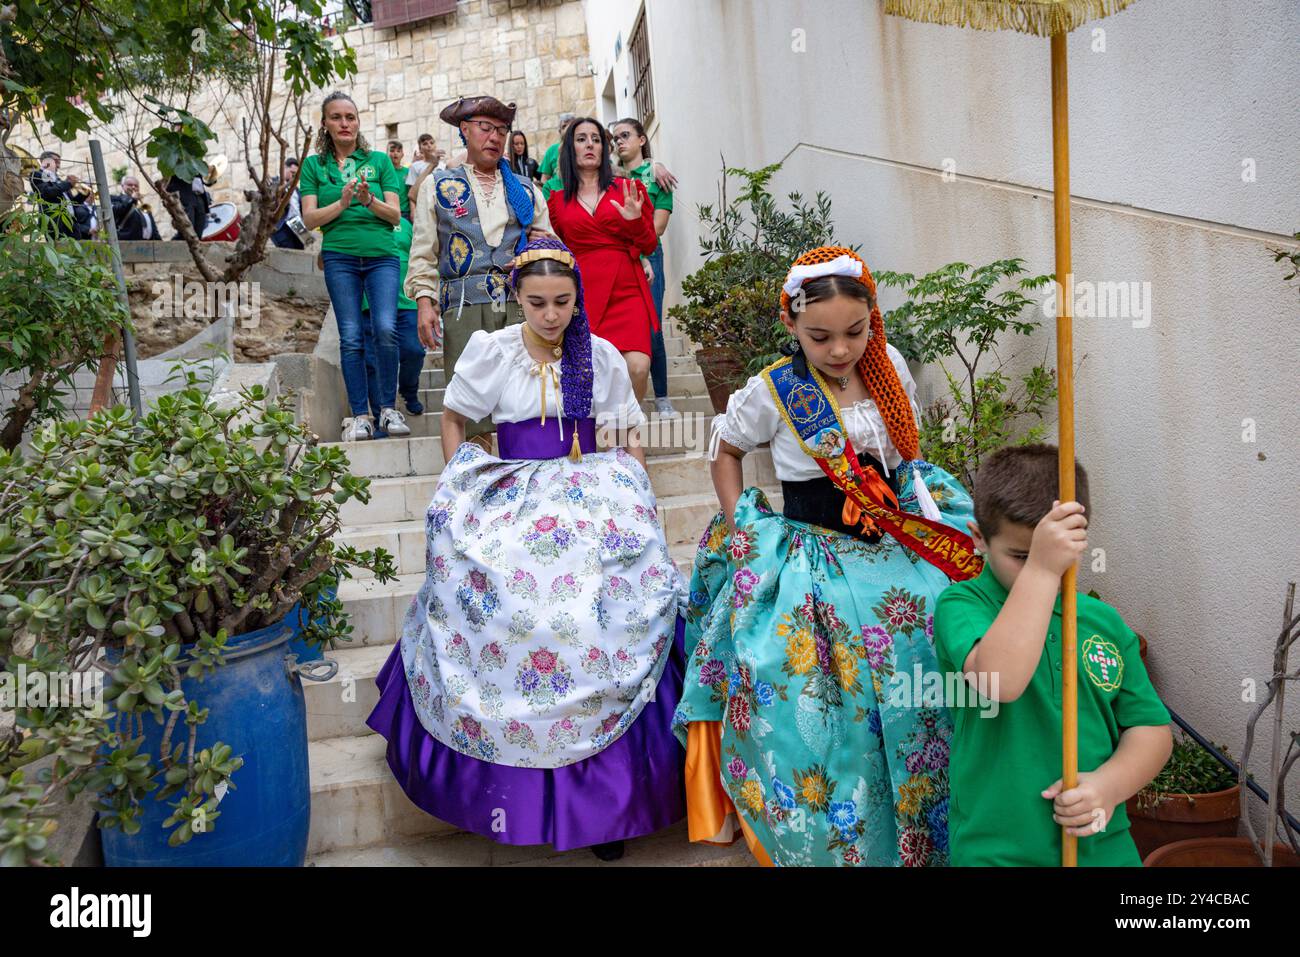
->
[882, 0, 1138, 36]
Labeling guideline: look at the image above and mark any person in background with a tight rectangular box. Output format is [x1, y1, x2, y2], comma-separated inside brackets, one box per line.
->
[300, 89, 407, 443]
[405, 132, 447, 215]
[387, 139, 412, 220]
[270, 157, 305, 250]
[507, 130, 540, 184]
[612, 117, 677, 418]
[165, 167, 210, 237]
[165, 164, 211, 238]
[111, 175, 159, 241]
[405, 94, 554, 450]
[29, 150, 77, 236]
[69, 183, 98, 239]
[536, 113, 573, 200]
[547, 117, 659, 402]
[362, 216, 426, 425]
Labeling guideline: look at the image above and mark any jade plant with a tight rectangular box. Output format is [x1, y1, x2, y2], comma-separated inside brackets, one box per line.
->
[0, 206, 131, 451]
[0, 371, 394, 865]
[1135, 733, 1239, 811]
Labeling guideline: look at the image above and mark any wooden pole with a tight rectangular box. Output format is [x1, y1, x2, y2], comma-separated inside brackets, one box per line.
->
[1050, 30, 1079, 868]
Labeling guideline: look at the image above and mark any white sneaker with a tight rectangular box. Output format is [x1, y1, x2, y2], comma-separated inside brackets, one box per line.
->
[378, 407, 410, 437]
[341, 415, 374, 442]
[654, 397, 680, 418]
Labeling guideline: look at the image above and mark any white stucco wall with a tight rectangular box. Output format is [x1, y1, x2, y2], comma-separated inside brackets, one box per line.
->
[588, 0, 1300, 826]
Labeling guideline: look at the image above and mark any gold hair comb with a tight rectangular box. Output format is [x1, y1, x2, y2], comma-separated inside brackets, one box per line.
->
[510, 248, 575, 270]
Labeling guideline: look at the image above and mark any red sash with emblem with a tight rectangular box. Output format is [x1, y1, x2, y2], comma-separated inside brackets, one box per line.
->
[763, 356, 982, 582]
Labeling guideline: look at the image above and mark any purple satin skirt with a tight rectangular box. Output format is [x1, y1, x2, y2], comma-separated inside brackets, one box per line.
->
[496, 416, 598, 459]
[366, 615, 688, 851]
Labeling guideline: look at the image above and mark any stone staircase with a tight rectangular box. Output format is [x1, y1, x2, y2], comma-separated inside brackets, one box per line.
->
[305, 327, 779, 866]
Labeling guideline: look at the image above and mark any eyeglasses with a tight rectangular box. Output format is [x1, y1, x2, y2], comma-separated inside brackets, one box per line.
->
[612, 131, 635, 142]
[470, 119, 510, 138]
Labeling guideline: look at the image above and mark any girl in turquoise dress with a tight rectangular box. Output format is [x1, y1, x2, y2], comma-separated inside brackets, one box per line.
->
[672, 246, 983, 866]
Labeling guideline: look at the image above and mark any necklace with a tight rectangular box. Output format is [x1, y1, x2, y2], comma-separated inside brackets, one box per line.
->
[523, 323, 563, 360]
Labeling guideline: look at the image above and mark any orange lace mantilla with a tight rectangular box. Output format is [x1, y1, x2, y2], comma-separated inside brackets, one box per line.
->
[780, 245, 920, 464]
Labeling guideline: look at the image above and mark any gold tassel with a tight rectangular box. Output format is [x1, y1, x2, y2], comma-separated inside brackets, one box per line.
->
[880, 0, 1136, 38]
[568, 426, 583, 462]
[538, 370, 547, 427]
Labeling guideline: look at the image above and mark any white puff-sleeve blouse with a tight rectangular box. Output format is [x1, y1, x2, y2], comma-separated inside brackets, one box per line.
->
[710, 344, 922, 482]
[442, 326, 647, 433]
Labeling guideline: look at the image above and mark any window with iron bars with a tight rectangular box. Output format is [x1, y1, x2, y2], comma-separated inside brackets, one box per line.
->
[628, 7, 655, 125]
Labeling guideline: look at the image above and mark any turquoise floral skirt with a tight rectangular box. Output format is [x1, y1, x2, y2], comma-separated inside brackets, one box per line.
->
[672, 467, 974, 866]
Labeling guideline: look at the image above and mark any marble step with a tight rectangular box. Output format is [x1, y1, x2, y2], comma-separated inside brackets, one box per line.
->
[337, 516, 704, 582]
[328, 412, 723, 476]
[415, 366, 704, 392]
[325, 435, 447, 481]
[307, 819, 755, 867]
[336, 572, 424, 650]
[330, 486, 788, 651]
[332, 473, 774, 647]
[338, 478, 759, 546]
[421, 335, 694, 370]
[307, 732, 456, 856]
[392, 388, 716, 419]
[346, 406, 721, 441]
[335, 448, 774, 526]
[308, 540, 691, 742]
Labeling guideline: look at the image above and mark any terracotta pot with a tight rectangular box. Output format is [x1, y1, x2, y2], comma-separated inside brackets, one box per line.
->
[695, 347, 748, 415]
[1126, 784, 1240, 859]
[1144, 836, 1300, 867]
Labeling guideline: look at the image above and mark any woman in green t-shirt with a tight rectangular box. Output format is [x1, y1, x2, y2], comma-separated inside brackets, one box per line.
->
[300, 90, 408, 442]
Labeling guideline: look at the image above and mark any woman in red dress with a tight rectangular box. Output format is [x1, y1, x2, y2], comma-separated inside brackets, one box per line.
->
[548, 117, 659, 401]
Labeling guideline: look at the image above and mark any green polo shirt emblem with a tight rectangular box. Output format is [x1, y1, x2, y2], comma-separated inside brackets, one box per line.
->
[1082, 635, 1124, 692]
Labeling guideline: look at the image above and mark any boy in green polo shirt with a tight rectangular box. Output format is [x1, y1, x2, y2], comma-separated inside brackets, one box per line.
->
[933, 444, 1172, 866]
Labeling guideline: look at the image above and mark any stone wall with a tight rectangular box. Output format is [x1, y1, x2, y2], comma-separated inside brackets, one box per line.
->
[10, 0, 595, 227]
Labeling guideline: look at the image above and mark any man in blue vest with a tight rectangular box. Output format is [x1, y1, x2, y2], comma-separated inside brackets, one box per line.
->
[406, 94, 554, 446]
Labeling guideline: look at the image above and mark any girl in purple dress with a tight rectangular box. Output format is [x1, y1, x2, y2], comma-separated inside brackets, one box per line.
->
[367, 237, 687, 860]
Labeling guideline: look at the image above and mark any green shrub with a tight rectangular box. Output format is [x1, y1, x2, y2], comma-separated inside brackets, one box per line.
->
[0, 373, 394, 863]
[878, 259, 1056, 490]
[0, 207, 130, 450]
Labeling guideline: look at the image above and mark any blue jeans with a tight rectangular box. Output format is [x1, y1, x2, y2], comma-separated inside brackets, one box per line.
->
[322, 250, 400, 417]
[646, 243, 669, 399]
[364, 307, 424, 418]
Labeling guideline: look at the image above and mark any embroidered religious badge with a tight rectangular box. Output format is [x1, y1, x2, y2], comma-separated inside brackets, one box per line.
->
[1082, 635, 1124, 692]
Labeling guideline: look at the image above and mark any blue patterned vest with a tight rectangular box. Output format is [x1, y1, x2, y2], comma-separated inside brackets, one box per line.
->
[431, 166, 527, 312]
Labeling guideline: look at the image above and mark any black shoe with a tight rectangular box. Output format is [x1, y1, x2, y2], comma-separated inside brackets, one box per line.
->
[404, 396, 424, 416]
[590, 840, 625, 861]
